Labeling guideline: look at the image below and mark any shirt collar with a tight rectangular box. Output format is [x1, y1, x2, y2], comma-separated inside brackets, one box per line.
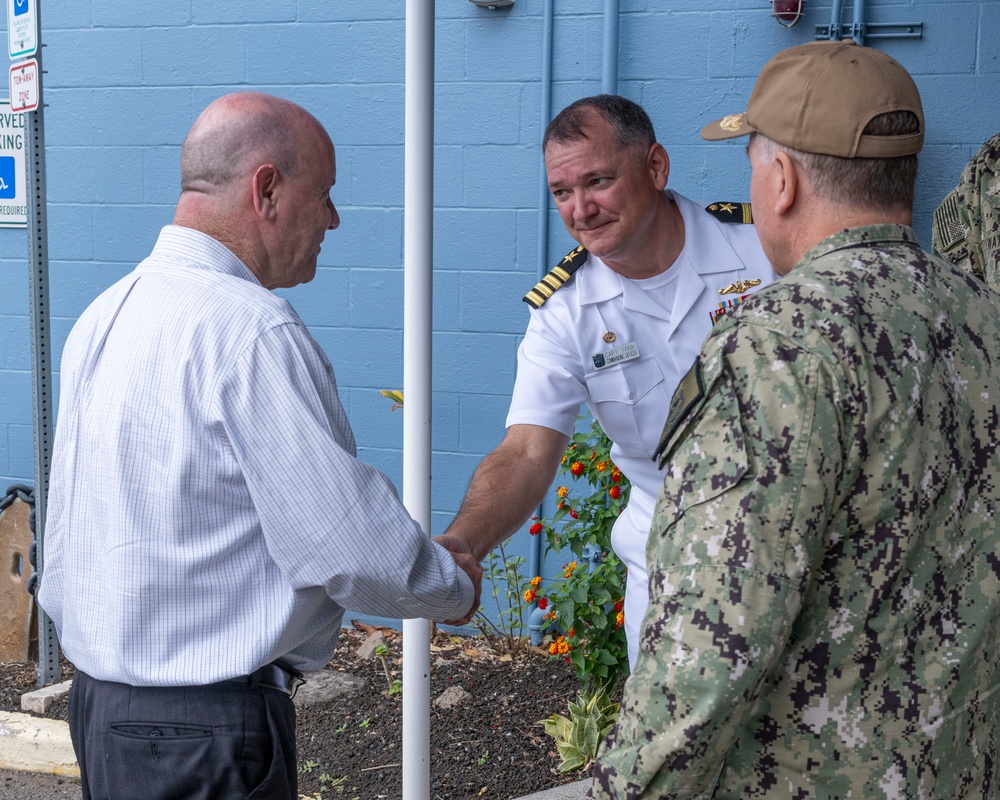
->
[798, 224, 920, 269]
[145, 225, 263, 286]
[575, 190, 747, 305]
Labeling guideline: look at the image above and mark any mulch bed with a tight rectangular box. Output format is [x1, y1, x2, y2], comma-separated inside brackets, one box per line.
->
[0, 625, 594, 800]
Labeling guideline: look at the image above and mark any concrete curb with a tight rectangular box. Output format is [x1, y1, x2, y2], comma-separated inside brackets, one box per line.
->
[0, 712, 77, 777]
[516, 778, 591, 800]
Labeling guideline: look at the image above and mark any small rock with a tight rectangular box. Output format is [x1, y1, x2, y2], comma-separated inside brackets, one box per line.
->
[20, 680, 73, 714]
[293, 670, 364, 709]
[433, 685, 472, 710]
[356, 631, 386, 661]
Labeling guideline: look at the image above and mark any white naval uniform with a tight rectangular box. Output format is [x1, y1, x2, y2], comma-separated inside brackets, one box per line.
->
[507, 190, 776, 667]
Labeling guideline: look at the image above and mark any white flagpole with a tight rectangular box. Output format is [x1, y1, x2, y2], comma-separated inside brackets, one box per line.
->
[401, 1, 434, 799]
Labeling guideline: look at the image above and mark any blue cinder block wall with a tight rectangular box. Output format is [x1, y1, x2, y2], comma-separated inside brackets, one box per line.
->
[1, 1, 996, 627]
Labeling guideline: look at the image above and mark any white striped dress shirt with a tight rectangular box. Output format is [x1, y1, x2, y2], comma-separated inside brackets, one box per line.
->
[38, 225, 472, 685]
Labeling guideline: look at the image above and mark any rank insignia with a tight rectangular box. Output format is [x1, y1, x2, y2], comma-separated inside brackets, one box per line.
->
[522, 246, 589, 309]
[705, 201, 753, 224]
[602, 331, 616, 344]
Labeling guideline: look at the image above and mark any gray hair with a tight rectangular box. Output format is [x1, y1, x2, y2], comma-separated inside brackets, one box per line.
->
[180, 100, 300, 191]
[753, 111, 920, 211]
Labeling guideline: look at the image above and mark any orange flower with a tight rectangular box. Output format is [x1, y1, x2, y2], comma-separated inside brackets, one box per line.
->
[611, 467, 622, 483]
[563, 561, 577, 578]
[616, 611, 624, 627]
[556, 485, 568, 498]
[557, 640, 571, 655]
[570, 461, 585, 476]
[523, 588, 536, 603]
[595, 461, 608, 472]
[530, 576, 542, 588]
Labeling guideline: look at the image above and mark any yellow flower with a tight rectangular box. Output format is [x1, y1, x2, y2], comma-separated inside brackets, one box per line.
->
[530, 576, 542, 588]
[557, 640, 571, 655]
[563, 561, 577, 578]
[557, 486, 568, 498]
[595, 461, 608, 472]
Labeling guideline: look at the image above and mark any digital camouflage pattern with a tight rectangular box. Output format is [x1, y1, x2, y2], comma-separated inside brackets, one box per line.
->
[933, 132, 1000, 291]
[591, 224, 1000, 799]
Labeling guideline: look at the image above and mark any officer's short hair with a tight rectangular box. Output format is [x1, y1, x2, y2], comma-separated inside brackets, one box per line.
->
[543, 95, 656, 155]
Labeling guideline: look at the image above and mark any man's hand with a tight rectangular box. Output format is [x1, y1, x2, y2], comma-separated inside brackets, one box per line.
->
[436, 534, 483, 625]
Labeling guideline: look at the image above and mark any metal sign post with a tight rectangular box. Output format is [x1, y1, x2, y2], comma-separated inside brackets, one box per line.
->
[7, 0, 57, 687]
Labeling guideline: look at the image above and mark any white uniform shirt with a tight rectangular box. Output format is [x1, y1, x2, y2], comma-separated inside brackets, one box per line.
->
[39, 226, 473, 686]
[507, 191, 775, 666]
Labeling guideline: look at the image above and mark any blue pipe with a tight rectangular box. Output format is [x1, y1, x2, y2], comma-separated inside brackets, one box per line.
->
[527, 0, 555, 603]
[602, 0, 620, 94]
[852, 0, 866, 45]
[829, 0, 844, 40]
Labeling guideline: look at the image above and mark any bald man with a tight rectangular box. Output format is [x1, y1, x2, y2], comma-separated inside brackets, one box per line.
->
[38, 92, 481, 800]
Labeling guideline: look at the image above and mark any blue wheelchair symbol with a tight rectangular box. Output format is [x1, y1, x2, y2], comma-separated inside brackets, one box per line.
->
[14, 0, 29, 17]
[0, 157, 15, 199]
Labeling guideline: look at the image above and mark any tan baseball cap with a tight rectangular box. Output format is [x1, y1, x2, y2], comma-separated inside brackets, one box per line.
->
[701, 39, 924, 158]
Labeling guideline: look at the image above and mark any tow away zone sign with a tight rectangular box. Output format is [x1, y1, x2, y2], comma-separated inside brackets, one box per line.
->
[8, 58, 37, 112]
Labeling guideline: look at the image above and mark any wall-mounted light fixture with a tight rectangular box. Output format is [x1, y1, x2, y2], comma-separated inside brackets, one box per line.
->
[469, 0, 514, 8]
[771, 0, 804, 27]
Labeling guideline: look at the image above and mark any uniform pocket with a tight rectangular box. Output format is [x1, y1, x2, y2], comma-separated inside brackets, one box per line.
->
[585, 356, 669, 453]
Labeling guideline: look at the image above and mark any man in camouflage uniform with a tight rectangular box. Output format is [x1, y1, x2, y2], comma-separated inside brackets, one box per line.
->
[932, 131, 1000, 291]
[591, 40, 1000, 799]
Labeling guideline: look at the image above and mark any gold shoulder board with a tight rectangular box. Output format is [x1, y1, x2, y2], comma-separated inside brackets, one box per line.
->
[522, 245, 589, 309]
[705, 201, 753, 224]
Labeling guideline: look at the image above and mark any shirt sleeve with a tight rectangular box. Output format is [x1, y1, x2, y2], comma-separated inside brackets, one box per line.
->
[506, 306, 587, 436]
[217, 321, 473, 623]
[591, 320, 845, 799]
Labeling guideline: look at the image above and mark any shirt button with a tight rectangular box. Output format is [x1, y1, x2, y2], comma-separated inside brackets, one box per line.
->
[627, 391, 635, 400]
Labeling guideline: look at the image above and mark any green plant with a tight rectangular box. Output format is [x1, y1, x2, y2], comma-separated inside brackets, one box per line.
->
[477, 749, 490, 766]
[534, 417, 630, 690]
[472, 539, 533, 658]
[539, 685, 620, 773]
[297, 759, 319, 775]
[373, 642, 400, 696]
[358, 717, 371, 729]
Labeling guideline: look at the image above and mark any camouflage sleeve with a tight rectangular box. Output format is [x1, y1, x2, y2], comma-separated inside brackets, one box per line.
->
[591, 320, 845, 799]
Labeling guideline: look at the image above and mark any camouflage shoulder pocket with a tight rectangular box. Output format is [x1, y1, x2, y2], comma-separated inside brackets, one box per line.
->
[653, 358, 708, 469]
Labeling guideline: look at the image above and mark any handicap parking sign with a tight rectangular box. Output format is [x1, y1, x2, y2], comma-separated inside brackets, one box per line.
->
[0, 157, 14, 198]
[0, 156, 13, 198]
[0, 101, 26, 226]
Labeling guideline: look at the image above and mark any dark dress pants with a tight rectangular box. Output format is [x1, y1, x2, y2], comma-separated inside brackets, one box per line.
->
[68, 669, 297, 800]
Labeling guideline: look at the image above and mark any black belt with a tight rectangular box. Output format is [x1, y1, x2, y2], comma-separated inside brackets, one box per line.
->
[226, 661, 305, 699]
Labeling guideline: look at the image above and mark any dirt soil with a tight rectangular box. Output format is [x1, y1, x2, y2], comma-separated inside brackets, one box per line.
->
[0, 625, 594, 800]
